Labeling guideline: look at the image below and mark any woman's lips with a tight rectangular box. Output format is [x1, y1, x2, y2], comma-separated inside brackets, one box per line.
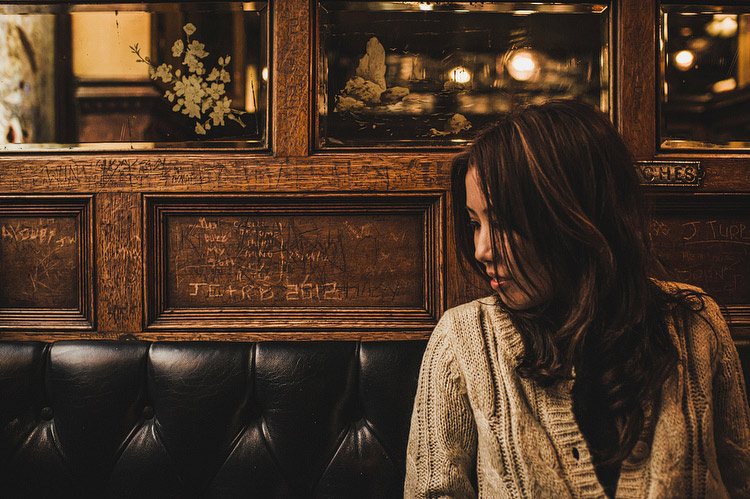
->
[490, 278, 511, 291]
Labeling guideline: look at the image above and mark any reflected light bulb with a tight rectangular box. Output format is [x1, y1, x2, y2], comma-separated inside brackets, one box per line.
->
[706, 15, 738, 38]
[418, 3, 433, 11]
[712, 77, 737, 93]
[450, 66, 471, 84]
[674, 50, 695, 71]
[261, 67, 269, 81]
[507, 50, 537, 81]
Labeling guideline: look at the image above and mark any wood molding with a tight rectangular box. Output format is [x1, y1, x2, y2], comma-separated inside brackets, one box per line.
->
[0, 153, 453, 193]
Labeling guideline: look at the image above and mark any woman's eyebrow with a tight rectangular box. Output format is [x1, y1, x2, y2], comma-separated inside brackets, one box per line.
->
[465, 206, 488, 216]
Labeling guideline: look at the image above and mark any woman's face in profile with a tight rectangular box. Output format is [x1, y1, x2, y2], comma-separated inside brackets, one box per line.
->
[465, 167, 552, 310]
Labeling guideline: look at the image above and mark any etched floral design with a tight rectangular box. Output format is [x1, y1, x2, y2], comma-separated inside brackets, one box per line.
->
[130, 23, 245, 135]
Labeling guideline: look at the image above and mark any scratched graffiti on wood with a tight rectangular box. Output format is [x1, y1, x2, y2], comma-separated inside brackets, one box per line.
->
[0, 216, 79, 308]
[166, 213, 424, 308]
[650, 215, 750, 304]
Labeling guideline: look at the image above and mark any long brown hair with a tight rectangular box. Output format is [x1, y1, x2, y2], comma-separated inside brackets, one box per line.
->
[452, 100, 702, 464]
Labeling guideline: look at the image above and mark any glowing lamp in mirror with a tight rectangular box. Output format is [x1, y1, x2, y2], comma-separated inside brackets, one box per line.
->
[673, 50, 695, 71]
[450, 66, 471, 84]
[506, 49, 538, 82]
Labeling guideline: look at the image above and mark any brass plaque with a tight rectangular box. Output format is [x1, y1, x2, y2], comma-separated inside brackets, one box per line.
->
[636, 161, 703, 187]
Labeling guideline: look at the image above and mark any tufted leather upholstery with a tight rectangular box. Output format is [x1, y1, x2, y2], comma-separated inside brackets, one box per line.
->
[1, 340, 749, 499]
[0, 340, 426, 499]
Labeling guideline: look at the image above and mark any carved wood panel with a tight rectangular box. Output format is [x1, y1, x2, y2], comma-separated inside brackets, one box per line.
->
[650, 194, 750, 330]
[145, 193, 443, 335]
[0, 196, 93, 330]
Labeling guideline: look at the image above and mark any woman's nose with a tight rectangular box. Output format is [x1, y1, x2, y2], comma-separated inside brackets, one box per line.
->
[474, 225, 493, 264]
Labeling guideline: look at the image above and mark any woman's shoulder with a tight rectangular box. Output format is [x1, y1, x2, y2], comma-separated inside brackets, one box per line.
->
[438, 295, 510, 332]
[653, 278, 704, 295]
[442, 295, 500, 317]
[654, 279, 730, 353]
[432, 296, 519, 354]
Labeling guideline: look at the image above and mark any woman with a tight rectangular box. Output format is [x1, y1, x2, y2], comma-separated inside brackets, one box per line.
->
[404, 100, 750, 498]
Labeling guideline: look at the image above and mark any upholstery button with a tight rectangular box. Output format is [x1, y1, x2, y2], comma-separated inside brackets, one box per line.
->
[40, 407, 53, 421]
[630, 440, 650, 463]
[142, 405, 154, 419]
[571, 447, 580, 460]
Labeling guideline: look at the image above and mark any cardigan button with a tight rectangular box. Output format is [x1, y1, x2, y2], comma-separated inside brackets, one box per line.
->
[40, 406, 54, 421]
[629, 440, 650, 463]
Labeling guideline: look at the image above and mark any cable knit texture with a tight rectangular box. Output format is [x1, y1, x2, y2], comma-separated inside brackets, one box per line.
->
[404, 283, 750, 498]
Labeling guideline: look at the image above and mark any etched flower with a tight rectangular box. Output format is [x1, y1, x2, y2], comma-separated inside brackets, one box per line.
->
[186, 40, 208, 59]
[183, 100, 201, 119]
[172, 39, 184, 58]
[206, 82, 224, 100]
[181, 75, 206, 105]
[210, 96, 232, 126]
[132, 22, 245, 136]
[184, 54, 205, 76]
[183, 23, 196, 36]
[172, 98, 184, 113]
[206, 68, 220, 82]
[154, 63, 173, 83]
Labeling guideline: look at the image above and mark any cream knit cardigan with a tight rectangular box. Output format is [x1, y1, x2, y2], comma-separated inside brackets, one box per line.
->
[405, 287, 750, 498]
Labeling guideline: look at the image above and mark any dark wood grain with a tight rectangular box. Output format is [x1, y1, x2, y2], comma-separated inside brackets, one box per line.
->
[96, 192, 142, 333]
[618, 0, 656, 158]
[0, 154, 453, 192]
[650, 194, 750, 328]
[273, 0, 311, 156]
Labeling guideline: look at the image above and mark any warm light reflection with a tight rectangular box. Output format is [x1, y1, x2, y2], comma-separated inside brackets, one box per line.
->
[712, 77, 737, 93]
[245, 65, 258, 112]
[507, 50, 538, 81]
[706, 14, 738, 38]
[72, 12, 151, 79]
[418, 3, 433, 11]
[674, 50, 695, 71]
[261, 67, 269, 81]
[450, 66, 471, 83]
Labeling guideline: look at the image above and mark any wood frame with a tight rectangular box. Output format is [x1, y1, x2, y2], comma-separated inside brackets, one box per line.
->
[0, 0, 747, 342]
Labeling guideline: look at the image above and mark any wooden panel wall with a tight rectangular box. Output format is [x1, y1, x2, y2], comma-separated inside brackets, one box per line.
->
[0, 0, 748, 341]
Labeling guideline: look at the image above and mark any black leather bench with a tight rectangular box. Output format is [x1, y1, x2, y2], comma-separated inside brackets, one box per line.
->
[1, 339, 748, 499]
[0, 340, 426, 499]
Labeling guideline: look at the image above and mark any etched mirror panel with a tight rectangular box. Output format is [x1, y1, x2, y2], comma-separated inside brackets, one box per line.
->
[660, 5, 750, 149]
[0, 2, 267, 151]
[318, 2, 609, 148]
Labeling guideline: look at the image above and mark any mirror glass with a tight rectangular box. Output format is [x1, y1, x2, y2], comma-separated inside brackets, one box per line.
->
[318, 2, 610, 148]
[0, 2, 267, 151]
[661, 5, 750, 150]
